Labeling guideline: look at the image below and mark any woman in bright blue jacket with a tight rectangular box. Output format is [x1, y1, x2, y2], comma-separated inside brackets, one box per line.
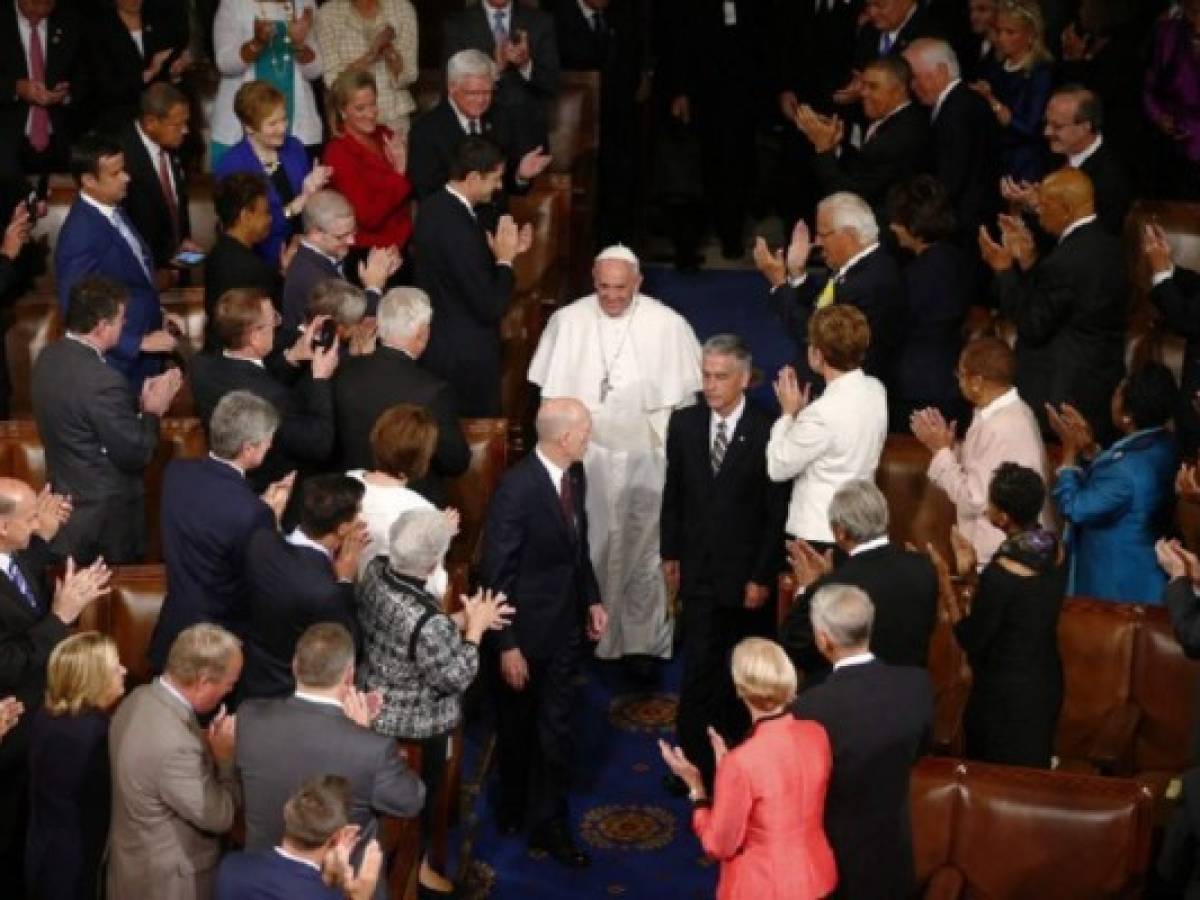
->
[1050, 363, 1179, 604]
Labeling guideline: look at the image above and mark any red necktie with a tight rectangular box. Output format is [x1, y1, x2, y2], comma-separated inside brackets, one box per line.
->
[28, 22, 50, 152]
[158, 148, 180, 245]
[559, 471, 576, 534]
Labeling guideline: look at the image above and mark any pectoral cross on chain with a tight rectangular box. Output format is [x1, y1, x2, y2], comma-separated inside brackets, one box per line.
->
[600, 376, 612, 402]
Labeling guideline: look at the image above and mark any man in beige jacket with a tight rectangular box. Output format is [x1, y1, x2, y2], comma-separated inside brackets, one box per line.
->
[108, 624, 241, 900]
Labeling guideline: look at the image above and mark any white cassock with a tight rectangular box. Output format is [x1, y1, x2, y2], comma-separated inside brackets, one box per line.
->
[529, 293, 702, 659]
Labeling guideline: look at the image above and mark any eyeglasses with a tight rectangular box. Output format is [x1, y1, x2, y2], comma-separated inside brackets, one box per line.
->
[254, 311, 282, 331]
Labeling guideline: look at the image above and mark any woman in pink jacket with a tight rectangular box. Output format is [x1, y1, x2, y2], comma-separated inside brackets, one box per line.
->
[661, 638, 837, 899]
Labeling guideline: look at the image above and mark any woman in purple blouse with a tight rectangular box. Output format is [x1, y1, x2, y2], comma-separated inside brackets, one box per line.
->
[1143, 0, 1200, 197]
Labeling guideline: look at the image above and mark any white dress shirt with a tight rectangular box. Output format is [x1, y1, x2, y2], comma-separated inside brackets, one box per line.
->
[931, 79, 961, 121]
[1059, 213, 1098, 244]
[1067, 135, 1102, 169]
[832, 651, 875, 670]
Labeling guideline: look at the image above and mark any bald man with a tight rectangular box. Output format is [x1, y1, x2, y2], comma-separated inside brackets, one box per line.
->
[480, 398, 606, 867]
[0, 476, 110, 892]
[980, 167, 1126, 439]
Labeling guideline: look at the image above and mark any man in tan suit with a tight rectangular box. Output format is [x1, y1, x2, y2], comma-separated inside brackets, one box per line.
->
[108, 624, 242, 900]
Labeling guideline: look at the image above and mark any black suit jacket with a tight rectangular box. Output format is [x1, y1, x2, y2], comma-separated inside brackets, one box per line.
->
[552, 0, 646, 101]
[994, 218, 1127, 438]
[0, 4, 88, 176]
[149, 457, 275, 670]
[781, 543, 938, 681]
[116, 120, 191, 270]
[813, 102, 928, 209]
[772, 0, 862, 109]
[280, 244, 339, 336]
[1078, 140, 1133, 237]
[0, 537, 63, 771]
[203, 233, 280, 339]
[334, 345, 470, 506]
[928, 81, 1002, 236]
[31, 338, 159, 564]
[413, 188, 514, 417]
[768, 245, 906, 386]
[190, 352, 335, 493]
[851, 5, 942, 69]
[792, 660, 932, 900]
[480, 453, 601, 660]
[895, 241, 970, 406]
[1151, 266, 1200, 454]
[241, 528, 357, 701]
[660, 399, 788, 606]
[1165, 577, 1200, 756]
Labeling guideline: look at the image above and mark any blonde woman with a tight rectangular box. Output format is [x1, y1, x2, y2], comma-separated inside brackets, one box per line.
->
[660, 638, 837, 900]
[970, 0, 1054, 180]
[26, 633, 126, 900]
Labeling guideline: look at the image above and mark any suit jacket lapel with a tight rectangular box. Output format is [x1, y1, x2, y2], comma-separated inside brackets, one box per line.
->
[4, 8, 28, 81]
[0, 571, 38, 623]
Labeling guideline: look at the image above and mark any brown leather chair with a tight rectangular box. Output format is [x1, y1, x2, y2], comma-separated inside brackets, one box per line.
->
[876, 435, 958, 564]
[5, 293, 61, 417]
[911, 756, 1155, 899]
[72, 564, 166, 685]
[445, 418, 509, 567]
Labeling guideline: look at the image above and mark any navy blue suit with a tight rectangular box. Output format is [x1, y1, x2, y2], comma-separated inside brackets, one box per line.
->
[214, 136, 309, 267]
[149, 457, 275, 671]
[54, 198, 166, 389]
[215, 849, 341, 900]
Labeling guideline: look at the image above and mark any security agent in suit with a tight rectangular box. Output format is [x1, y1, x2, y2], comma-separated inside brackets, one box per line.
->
[115, 83, 195, 272]
[54, 132, 185, 390]
[235, 624, 423, 898]
[480, 398, 607, 867]
[904, 38, 1002, 241]
[215, 774, 385, 900]
[407, 50, 550, 225]
[280, 190, 397, 337]
[444, 0, 560, 142]
[413, 137, 533, 418]
[150, 390, 288, 672]
[1158, 541, 1200, 756]
[754, 191, 905, 387]
[0, 0, 89, 178]
[793, 55, 929, 213]
[242, 475, 368, 701]
[0, 477, 109, 896]
[334, 287, 470, 506]
[981, 167, 1127, 442]
[31, 275, 183, 564]
[792, 584, 933, 900]
[781, 479, 938, 682]
[660, 335, 789, 788]
[191, 288, 338, 494]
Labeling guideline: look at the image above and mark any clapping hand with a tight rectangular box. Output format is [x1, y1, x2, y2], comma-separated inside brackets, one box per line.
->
[358, 245, 401, 290]
[978, 223, 1015, 272]
[145, 48, 173, 83]
[910, 407, 957, 454]
[487, 215, 530, 264]
[460, 588, 514, 642]
[442, 507, 461, 536]
[333, 520, 369, 582]
[516, 145, 552, 182]
[288, 7, 314, 46]
[1142, 220, 1174, 276]
[262, 471, 296, 525]
[302, 164, 332, 197]
[708, 726, 729, 766]
[793, 104, 843, 154]
[1000, 176, 1039, 213]
[383, 131, 407, 173]
[658, 740, 704, 797]
[1178, 461, 1200, 504]
[752, 236, 787, 288]
[587, 603, 607, 640]
[369, 24, 396, 58]
[326, 829, 383, 900]
[51, 557, 112, 625]
[998, 213, 1036, 270]
[342, 685, 383, 727]
[33, 484, 72, 542]
[773, 365, 810, 418]
[786, 538, 833, 589]
[139, 368, 183, 416]
[1045, 401, 1096, 464]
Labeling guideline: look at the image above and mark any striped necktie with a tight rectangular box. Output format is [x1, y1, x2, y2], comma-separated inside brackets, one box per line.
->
[711, 418, 728, 474]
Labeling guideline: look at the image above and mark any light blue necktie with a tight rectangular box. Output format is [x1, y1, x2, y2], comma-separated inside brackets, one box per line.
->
[7, 558, 37, 613]
[879, 32, 894, 55]
[112, 209, 153, 281]
[492, 9, 508, 42]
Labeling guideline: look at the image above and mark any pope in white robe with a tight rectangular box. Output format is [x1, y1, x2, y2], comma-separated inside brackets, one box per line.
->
[528, 246, 702, 661]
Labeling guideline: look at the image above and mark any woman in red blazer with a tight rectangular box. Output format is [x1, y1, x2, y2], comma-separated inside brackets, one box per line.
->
[322, 68, 414, 253]
[662, 638, 837, 900]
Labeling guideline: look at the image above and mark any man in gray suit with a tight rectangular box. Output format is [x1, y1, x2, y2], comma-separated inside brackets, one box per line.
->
[31, 274, 182, 564]
[235, 623, 424, 896]
[108, 623, 242, 900]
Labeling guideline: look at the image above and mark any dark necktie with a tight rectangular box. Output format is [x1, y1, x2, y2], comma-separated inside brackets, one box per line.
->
[712, 418, 728, 474]
[469, 118, 481, 136]
[7, 558, 37, 613]
[158, 148, 180, 247]
[559, 470, 576, 534]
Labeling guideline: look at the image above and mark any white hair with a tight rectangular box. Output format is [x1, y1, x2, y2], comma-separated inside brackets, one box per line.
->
[820, 192, 879, 244]
[907, 38, 961, 79]
[810, 585, 875, 650]
[378, 288, 432, 344]
[301, 189, 353, 234]
[447, 49, 496, 84]
[388, 509, 454, 578]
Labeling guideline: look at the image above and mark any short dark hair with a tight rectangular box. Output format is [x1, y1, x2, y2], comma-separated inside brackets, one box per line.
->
[448, 136, 505, 181]
[988, 462, 1045, 528]
[370, 404, 438, 480]
[887, 175, 957, 243]
[1055, 83, 1103, 132]
[864, 54, 912, 90]
[959, 337, 1016, 385]
[214, 172, 269, 229]
[69, 132, 123, 185]
[140, 81, 188, 120]
[1122, 362, 1176, 430]
[282, 775, 351, 850]
[298, 474, 365, 539]
[65, 275, 125, 334]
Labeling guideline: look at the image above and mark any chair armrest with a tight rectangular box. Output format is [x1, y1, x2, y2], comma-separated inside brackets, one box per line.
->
[1087, 701, 1141, 774]
[924, 865, 966, 900]
[930, 681, 970, 757]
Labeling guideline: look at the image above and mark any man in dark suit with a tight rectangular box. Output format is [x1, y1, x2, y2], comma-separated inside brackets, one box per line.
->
[215, 774, 385, 900]
[54, 132, 183, 390]
[794, 55, 928, 213]
[753, 191, 905, 387]
[444, 0, 560, 142]
[904, 38, 1001, 240]
[191, 288, 338, 494]
[115, 82, 194, 272]
[235, 623, 424, 886]
[781, 478, 938, 682]
[850, 0, 942, 72]
[280, 189, 396, 337]
[0, 475, 109, 894]
[241, 476, 367, 701]
[149, 390, 288, 672]
[551, 0, 649, 244]
[660, 335, 789, 788]
[32, 275, 182, 564]
[0, 0, 88, 178]
[982, 167, 1126, 440]
[792, 584, 933, 900]
[413, 137, 532, 417]
[334, 287, 469, 505]
[480, 398, 606, 867]
[407, 49, 549, 224]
